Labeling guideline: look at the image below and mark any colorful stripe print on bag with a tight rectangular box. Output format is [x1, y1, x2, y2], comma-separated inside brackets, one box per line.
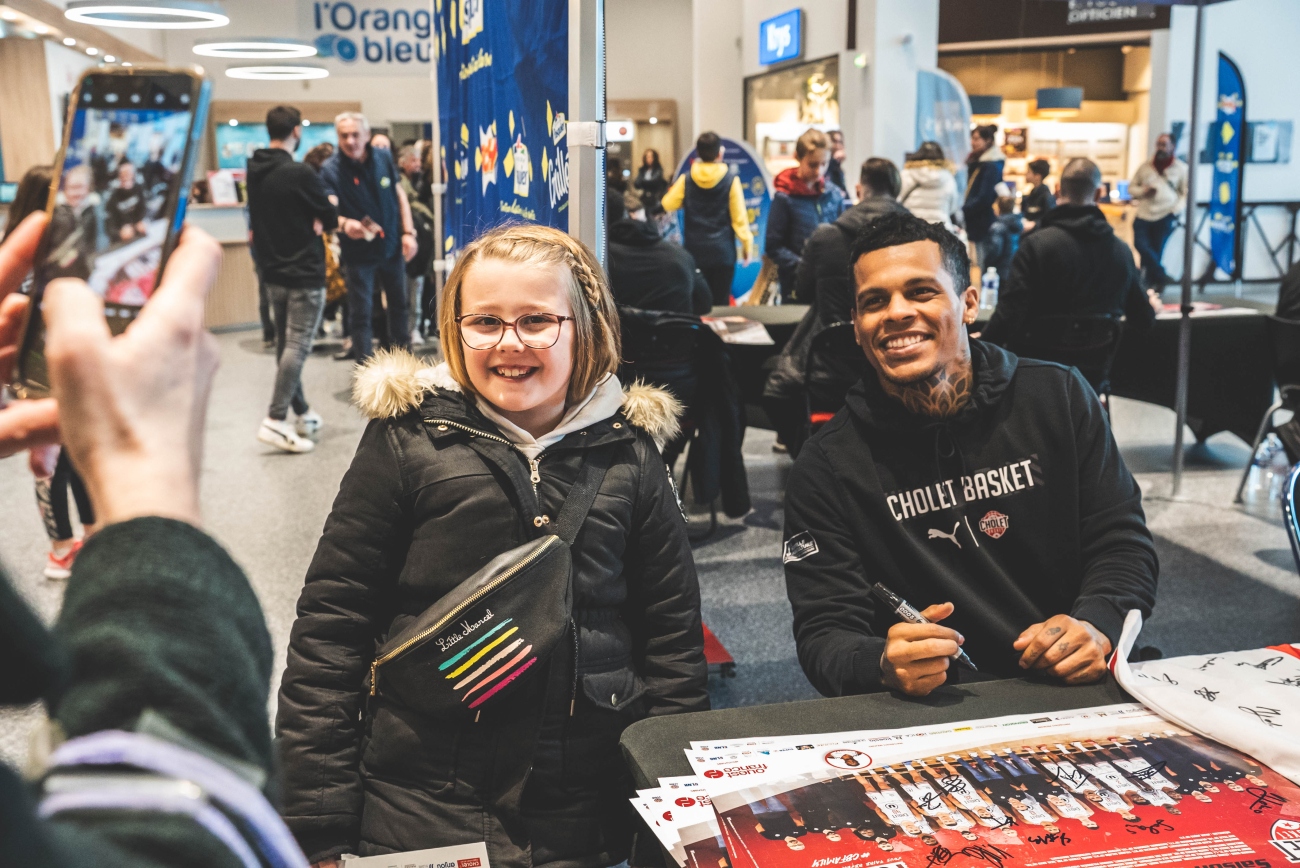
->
[367, 447, 612, 719]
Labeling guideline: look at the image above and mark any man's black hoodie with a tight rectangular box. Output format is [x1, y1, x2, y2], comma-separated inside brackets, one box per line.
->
[607, 217, 712, 314]
[980, 204, 1153, 347]
[782, 340, 1157, 696]
[245, 148, 338, 289]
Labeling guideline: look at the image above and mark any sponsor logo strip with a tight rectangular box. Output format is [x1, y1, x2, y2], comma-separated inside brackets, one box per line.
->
[438, 618, 513, 670]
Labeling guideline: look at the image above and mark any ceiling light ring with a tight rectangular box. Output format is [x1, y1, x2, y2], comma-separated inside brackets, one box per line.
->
[194, 38, 316, 60]
[65, 1, 230, 30]
[225, 64, 329, 81]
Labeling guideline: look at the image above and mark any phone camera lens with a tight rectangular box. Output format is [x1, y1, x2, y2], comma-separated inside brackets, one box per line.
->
[130, 93, 141, 104]
[81, 92, 92, 102]
[180, 93, 190, 105]
[105, 93, 119, 104]
[154, 92, 165, 105]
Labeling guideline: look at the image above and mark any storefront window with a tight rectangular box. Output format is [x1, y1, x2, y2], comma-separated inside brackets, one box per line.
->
[744, 55, 839, 176]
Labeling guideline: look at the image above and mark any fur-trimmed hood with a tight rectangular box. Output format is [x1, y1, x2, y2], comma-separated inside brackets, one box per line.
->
[351, 349, 683, 450]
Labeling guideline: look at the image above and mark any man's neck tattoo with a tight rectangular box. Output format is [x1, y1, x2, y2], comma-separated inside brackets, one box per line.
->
[883, 361, 974, 418]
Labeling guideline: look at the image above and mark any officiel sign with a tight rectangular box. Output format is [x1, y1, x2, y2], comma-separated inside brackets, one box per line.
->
[301, 0, 432, 76]
[1066, 0, 1156, 24]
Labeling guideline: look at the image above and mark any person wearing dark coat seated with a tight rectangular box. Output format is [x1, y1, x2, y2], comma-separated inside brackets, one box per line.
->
[1277, 260, 1300, 320]
[978, 158, 1160, 350]
[606, 191, 711, 315]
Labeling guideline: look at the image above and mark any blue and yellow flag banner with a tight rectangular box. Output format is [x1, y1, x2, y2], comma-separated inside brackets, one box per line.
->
[435, 0, 568, 257]
[1208, 52, 1245, 278]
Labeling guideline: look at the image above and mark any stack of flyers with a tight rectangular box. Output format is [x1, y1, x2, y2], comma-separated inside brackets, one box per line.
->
[633, 703, 1300, 868]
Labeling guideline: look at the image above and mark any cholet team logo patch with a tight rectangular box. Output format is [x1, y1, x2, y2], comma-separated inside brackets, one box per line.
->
[978, 510, 1010, 539]
[783, 531, 819, 563]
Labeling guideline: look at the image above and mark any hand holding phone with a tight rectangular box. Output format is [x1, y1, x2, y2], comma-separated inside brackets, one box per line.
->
[13, 66, 210, 398]
[360, 216, 384, 241]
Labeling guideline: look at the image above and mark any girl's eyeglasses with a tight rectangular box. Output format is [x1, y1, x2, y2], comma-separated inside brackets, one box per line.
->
[455, 313, 574, 350]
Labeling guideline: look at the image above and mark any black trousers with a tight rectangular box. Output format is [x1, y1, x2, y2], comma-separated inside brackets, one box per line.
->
[699, 263, 736, 307]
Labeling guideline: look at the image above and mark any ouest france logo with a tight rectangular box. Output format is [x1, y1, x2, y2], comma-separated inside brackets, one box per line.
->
[310, 1, 433, 66]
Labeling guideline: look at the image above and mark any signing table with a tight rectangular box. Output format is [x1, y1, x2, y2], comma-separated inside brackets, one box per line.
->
[715, 300, 1274, 444]
[620, 676, 1127, 788]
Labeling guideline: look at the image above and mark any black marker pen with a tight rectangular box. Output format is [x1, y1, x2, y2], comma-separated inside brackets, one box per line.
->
[870, 582, 978, 671]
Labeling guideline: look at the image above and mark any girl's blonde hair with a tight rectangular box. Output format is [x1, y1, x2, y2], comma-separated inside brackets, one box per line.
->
[438, 223, 622, 404]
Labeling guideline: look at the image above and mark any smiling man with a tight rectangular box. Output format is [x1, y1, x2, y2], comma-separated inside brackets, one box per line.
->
[782, 211, 1157, 698]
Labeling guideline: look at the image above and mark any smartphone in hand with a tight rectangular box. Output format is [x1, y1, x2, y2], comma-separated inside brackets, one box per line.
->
[12, 65, 210, 398]
[360, 216, 384, 241]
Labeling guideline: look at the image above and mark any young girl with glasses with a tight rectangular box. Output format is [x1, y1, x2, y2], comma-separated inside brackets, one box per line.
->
[276, 223, 708, 868]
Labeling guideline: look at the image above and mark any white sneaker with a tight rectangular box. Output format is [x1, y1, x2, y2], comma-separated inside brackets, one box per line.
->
[296, 410, 323, 437]
[258, 417, 314, 453]
[411, 329, 425, 346]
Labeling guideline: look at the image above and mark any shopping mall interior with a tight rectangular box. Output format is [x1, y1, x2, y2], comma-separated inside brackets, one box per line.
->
[0, 1, 1299, 863]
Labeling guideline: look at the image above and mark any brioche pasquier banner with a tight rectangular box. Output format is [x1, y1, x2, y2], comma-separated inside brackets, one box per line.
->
[434, 0, 569, 256]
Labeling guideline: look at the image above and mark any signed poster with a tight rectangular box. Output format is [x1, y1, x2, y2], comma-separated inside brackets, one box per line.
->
[690, 706, 1300, 868]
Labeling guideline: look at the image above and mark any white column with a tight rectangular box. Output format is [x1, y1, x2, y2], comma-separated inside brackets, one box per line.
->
[843, 0, 939, 180]
[691, 0, 744, 143]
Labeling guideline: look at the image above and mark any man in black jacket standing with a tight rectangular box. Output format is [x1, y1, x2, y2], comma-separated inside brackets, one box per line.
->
[246, 105, 339, 454]
[783, 212, 1157, 698]
[979, 158, 1158, 348]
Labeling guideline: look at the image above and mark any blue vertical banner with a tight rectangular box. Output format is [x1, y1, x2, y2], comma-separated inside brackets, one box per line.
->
[1209, 52, 1246, 278]
[673, 138, 773, 301]
[434, 0, 568, 257]
[914, 69, 972, 189]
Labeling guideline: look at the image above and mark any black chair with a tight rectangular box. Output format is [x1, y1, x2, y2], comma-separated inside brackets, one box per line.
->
[1009, 314, 1124, 406]
[806, 322, 869, 437]
[1234, 316, 1300, 504]
[616, 305, 714, 537]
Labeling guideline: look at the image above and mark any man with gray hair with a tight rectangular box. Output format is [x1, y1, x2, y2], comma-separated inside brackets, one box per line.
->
[319, 111, 418, 361]
[980, 157, 1158, 350]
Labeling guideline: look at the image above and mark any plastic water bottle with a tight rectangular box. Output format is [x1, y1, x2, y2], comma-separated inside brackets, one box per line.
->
[1244, 433, 1291, 513]
[981, 267, 1000, 312]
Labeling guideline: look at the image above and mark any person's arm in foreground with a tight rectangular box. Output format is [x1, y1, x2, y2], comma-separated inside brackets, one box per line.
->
[0, 215, 285, 866]
[783, 439, 964, 697]
[1012, 369, 1158, 683]
[729, 175, 755, 263]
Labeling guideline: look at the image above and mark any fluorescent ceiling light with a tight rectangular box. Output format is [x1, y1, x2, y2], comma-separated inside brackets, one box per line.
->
[65, 1, 229, 30]
[225, 64, 328, 81]
[104, 54, 115, 62]
[63, 36, 76, 45]
[86, 46, 98, 55]
[33, 24, 48, 33]
[0, 11, 17, 22]
[194, 38, 315, 59]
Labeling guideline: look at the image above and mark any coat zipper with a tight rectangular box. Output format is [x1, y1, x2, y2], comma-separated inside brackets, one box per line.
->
[368, 536, 561, 696]
[427, 417, 545, 499]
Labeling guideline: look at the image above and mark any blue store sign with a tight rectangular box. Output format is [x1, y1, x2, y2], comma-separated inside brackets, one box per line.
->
[674, 138, 773, 302]
[435, 0, 568, 255]
[758, 9, 802, 66]
[1209, 52, 1246, 278]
